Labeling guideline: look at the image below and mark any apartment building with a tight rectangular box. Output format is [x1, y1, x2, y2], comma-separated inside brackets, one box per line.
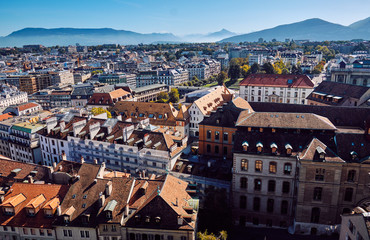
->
[131, 84, 169, 102]
[232, 112, 337, 229]
[306, 81, 370, 107]
[136, 69, 189, 88]
[239, 74, 314, 104]
[86, 88, 133, 110]
[70, 83, 94, 108]
[198, 97, 253, 159]
[0, 84, 28, 108]
[188, 85, 232, 137]
[98, 73, 137, 89]
[111, 101, 189, 137]
[330, 59, 370, 87]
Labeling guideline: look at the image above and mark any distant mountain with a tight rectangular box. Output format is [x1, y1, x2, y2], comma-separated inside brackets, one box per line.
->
[0, 27, 181, 47]
[220, 18, 370, 43]
[182, 29, 236, 43]
[349, 17, 370, 33]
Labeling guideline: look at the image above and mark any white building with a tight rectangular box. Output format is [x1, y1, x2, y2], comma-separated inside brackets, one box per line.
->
[239, 74, 314, 104]
[0, 84, 28, 108]
[188, 86, 232, 137]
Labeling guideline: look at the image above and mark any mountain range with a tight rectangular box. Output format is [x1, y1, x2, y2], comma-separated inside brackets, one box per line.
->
[220, 18, 370, 43]
[0, 17, 369, 47]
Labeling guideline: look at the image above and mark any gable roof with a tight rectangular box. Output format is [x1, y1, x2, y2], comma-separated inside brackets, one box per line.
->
[193, 85, 231, 116]
[299, 138, 345, 163]
[239, 74, 314, 88]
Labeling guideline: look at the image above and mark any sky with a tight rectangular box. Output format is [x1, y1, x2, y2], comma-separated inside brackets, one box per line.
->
[0, 0, 369, 37]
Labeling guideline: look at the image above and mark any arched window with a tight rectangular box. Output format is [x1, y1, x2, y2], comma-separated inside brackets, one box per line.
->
[284, 163, 292, 175]
[313, 187, 322, 201]
[254, 179, 262, 191]
[269, 162, 277, 173]
[347, 170, 356, 182]
[255, 160, 262, 172]
[311, 207, 320, 223]
[241, 159, 248, 171]
[240, 177, 247, 189]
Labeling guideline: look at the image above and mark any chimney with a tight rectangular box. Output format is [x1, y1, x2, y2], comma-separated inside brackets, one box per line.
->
[178, 216, 183, 225]
[52, 161, 57, 169]
[96, 162, 106, 179]
[105, 182, 112, 196]
[28, 175, 34, 184]
[47, 166, 54, 181]
[62, 152, 67, 161]
[80, 156, 85, 164]
[99, 193, 105, 207]
[57, 206, 61, 216]
[125, 205, 129, 217]
[94, 159, 98, 165]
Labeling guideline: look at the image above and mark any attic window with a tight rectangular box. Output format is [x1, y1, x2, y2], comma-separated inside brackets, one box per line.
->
[145, 216, 150, 223]
[148, 114, 154, 118]
[242, 141, 249, 151]
[270, 143, 277, 154]
[139, 113, 144, 117]
[82, 204, 86, 208]
[350, 151, 358, 161]
[158, 114, 163, 119]
[256, 142, 263, 153]
[83, 195, 87, 199]
[72, 195, 76, 199]
[285, 144, 292, 155]
[316, 146, 325, 160]
[155, 216, 161, 223]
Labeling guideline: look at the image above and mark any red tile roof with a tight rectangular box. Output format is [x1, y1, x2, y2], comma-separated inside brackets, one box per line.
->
[0, 113, 14, 122]
[17, 102, 40, 111]
[240, 74, 314, 88]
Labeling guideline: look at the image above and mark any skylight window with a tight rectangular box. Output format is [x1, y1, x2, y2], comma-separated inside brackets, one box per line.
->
[158, 114, 163, 119]
[72, 194, 76, 199]
[83, 195, 87, 199]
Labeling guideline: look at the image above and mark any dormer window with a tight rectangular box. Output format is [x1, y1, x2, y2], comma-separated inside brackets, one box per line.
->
[316, 146, 325, 161]
[350, 151, 358, 161]
[256, 142, 263, 153]
[145, 216, 150, 223]
[106, 211, 112, 219]
[270, 143, 277, 154]
[27, 208, 35, 217]
[63, 215, 70, 223]
[135, 215, 141, 223]
[155, 216, 161, 223]
[242, 141, 248, 151]
[3, 207, 15, 216]
[285, 144, 292, 155]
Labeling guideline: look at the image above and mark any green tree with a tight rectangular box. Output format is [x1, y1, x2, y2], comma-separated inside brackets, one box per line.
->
[228, 64, 240, 80]
[262, 62, 275, 74]
[197, 230, 228, 240]
[169, 88, 180, 103]
[217, 71, 227, 85]
[248, 63, 260, 74]
[157, 92, 169, 103]
[91, 107, 112, 118]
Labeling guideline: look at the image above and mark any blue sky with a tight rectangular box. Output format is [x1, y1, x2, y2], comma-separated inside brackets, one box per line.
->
[0, 0, 369, 36]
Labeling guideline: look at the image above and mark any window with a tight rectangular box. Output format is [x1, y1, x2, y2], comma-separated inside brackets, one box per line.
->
[81, 231, 85, 238]
[240, 177, 247, 189]
[223, 146, 228, 155]
[241, 159, 248, 171]
[68, 230, 72, 237]
[23, 228, 28, 234]
[347, 170, 356, 182]
[253, 197, 260, 211]
[255, 160, 262, 172]
[206, 130, 211, 139]
[240, 196, 247, 209]
[85, 231, 89, 238]
[30, 229, 35, 235]
[47, 229, 52, 236]
[103, 225, 108, 232]
[282, 181, 290, 194]
[267, 199, 274, 213]
[215, 131, 220, 141]
[315, 168, 325, 181]
[223, 132, 228, 142]
[206, 144, 211, 153]
[63, 230, 68, 237]
[39, 229, 44, 236]
[313, 187, 322, 201]
[112, 225, 117, 232]
[281, 201, 288, 215]
[254, 179, 262, 191]
[168, 236, 174, 240]
[344, 188, 353, 202]
[269, 162, 277, 173]
[311, 207, 320, 223]
[284, 163, 292, 175]
[215, 146, 219, 154]
[268, 180, 276, 192]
